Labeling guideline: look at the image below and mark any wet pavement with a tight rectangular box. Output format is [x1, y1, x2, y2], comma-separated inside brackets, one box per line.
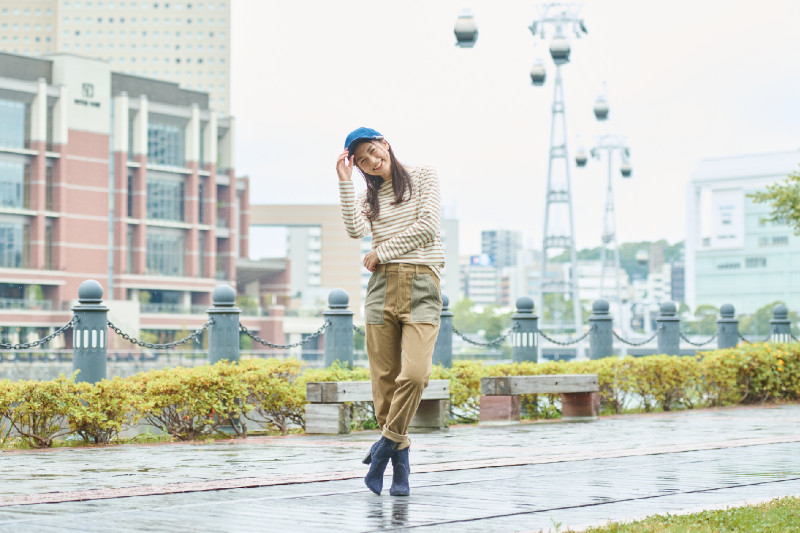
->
[2, 404, 800, 532]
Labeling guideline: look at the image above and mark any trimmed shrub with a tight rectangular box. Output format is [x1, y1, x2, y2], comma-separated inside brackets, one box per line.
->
[0, 375, 87, 448]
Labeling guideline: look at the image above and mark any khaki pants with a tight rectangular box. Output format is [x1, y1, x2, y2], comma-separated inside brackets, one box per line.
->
[365, 263, 441, 450]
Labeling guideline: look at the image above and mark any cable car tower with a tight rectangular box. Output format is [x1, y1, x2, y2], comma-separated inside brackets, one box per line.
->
[530, 3, 587, 343]
[576, 92, 632, 328]
[453, 4, 589, 352]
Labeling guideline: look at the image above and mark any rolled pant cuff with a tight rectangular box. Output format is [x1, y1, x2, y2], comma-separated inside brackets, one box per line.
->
[382, 426, 411, 450]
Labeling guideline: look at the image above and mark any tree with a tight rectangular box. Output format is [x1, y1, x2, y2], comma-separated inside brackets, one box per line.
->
[682, 304, 718, 335]
[748, 166, 800, 234]
[451, 298, 511, 338]
[739, 301, 800, 339]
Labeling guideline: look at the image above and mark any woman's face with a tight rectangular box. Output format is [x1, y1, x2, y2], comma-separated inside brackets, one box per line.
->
[352, 140, 392, 180]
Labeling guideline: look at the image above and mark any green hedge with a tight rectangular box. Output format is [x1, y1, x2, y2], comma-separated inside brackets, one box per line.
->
[1, 343, 799, 448]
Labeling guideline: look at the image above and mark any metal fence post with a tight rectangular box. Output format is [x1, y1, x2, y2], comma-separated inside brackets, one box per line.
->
[323, 289, 354, 367]
[433, 293, 453, 368]
[770, 304, 792, 343]
[207, 284, 241, 365]
[72, 279, 108, 383]
[656, 301, 680, 355]
[589, 299, 613, 359]
[512, 296, 538, 363]
[717, 303, 739, 349]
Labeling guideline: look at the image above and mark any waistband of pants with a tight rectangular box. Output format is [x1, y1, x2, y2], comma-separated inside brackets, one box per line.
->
[375, 263, 434, 275]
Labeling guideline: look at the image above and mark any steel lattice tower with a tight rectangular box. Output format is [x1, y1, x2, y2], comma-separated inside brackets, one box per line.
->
[531, 4, 586, 343]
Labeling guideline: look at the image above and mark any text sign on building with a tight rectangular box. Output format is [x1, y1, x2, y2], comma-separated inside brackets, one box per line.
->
[51, 55, 111, 134]
[710, 189, 744, 249]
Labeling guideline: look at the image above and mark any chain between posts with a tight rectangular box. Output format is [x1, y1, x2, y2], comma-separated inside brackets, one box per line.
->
[538, 325, 594, 346]
[0, 318, 74, 350]
[612, 329, 658, 347]
[353, 325, 366, 337]
[241, 321, 330, 349]
[738, 332, 773, 344]
[108, 319, 212, 350]
[453, 324, 518, 347]
[679, 332, 718, 347]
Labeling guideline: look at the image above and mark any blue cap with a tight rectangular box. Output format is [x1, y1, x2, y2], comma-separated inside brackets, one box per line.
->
[344, 127, 383, 153]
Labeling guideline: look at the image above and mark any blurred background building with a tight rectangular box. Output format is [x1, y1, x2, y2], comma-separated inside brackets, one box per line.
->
[0, 0, 231, 111]
[686, 149, 800, 314]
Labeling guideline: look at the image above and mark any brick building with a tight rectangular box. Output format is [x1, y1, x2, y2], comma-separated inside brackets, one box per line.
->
[0, 51, 286, 352]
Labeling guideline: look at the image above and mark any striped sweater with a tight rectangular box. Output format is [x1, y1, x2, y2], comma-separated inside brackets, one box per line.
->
[339, 165, 445, 277]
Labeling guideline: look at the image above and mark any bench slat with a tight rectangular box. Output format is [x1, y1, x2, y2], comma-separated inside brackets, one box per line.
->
[481, 375, 598, 395]
[307, 379, 449, 403]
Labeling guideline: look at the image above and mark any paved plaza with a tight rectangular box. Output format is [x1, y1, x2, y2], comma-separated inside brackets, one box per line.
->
[2, 405, 800, 532]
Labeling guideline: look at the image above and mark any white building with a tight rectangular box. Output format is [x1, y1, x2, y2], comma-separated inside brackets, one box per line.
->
[686, 149, 800, 314]
[440, 217, 460, 302]
[0, 0, 231, 111]
[460, 255, 498, 307]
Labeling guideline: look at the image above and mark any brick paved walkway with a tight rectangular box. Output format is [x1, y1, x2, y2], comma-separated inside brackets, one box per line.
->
[2, 404, 800, 531]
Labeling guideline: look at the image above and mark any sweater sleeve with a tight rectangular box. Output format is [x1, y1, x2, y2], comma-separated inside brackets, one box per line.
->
[339, 180, 371, 239]
[375, 167, 441, 263]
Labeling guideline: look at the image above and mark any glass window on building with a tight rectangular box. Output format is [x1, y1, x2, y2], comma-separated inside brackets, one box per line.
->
[146, 175, 184, 221]
[0, 221, 28, 268]
[127, 170, 135, 216]
[147, 121, 185, 167]
[0, 160, 29, 209]
[45, 161, 53, 210]
[0, 99, 27, 149]
[45, 219, 53, 269]
[146, 230, 185, 276]
[126, 226, 134, 273]
[198, 230, 205, 277]
[198, 180, 204, 223]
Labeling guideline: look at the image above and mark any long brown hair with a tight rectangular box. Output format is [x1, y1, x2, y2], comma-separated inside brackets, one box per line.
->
[353, 140, 412, 222]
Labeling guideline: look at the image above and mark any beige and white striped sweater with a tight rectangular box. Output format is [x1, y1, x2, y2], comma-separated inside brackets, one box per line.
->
[339, 165, 445, 277]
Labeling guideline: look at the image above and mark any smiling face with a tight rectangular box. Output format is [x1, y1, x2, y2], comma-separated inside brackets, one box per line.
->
[352, 140, 392, 180]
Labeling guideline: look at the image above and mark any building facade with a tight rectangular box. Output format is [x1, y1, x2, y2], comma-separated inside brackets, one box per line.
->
[0, 0, 231, 111]
[481, 229, 521, 269]
[0, 51, 282, 351]
[686, 149, 800, 314]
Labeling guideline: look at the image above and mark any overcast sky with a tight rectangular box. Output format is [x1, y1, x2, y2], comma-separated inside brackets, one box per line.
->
[231, 0, 800, 259]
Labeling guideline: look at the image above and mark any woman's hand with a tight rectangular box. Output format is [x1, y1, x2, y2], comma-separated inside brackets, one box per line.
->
[336, 150, 354, 182]
[363, 250, 379, 272]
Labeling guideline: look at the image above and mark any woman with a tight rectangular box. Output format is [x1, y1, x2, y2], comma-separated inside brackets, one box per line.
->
[336, 127, 445, 496]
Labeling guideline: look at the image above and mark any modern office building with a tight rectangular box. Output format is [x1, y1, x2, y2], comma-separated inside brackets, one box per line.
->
[481, 229, 521, 269]
[460, 255, 499, 307]
[440, 217, 461, 303]
[0, 51, 283, 351]
[0, 0, 231, 111]
[250, 206, 460, 322]
[686, 149, 800, 314]
[248, 204, 364, 320]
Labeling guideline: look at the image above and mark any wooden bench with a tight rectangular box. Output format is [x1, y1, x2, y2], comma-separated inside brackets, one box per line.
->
[305, 379, 450, 434]
[480, 374, 600, 422]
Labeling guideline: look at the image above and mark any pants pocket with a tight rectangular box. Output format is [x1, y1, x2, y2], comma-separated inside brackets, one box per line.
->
[365, 271, 387, 325]
[410, 273, 441, 324]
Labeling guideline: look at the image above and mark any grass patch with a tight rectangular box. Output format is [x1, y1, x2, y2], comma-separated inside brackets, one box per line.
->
[572, 496, 800, 532]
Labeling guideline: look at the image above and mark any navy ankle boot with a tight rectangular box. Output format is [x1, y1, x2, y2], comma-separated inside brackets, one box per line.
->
[363, 437, 398, 495]
[389, 447, 410, 496]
